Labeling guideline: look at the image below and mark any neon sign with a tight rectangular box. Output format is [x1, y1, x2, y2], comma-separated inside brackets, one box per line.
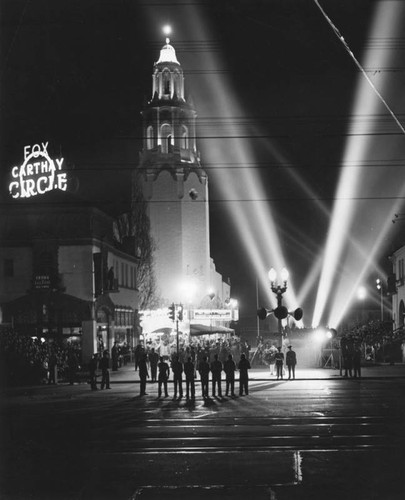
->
[9, 142, 67, 199]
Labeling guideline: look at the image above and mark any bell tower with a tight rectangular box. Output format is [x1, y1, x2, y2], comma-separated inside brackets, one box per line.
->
[136, 36, 211, 306]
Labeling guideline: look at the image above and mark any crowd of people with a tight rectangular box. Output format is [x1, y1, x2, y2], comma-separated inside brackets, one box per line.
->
[135, 348, 253, 399]
[2, 319, 404, 388]
[0, 329, 82, 387]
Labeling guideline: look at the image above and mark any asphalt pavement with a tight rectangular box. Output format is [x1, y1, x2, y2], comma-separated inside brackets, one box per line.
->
[1, 362, 405, 500]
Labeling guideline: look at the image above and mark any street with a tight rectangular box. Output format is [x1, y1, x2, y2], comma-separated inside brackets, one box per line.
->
[1, 365, 404, 500]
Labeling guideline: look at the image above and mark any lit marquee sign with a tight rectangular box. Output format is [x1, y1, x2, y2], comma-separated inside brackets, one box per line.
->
[9, 142, 67, 199]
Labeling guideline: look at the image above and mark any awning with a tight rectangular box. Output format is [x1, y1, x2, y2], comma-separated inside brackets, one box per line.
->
[190, 324, 234, 336]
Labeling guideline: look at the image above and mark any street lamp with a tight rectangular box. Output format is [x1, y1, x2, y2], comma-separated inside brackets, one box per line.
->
[376, 278, 383, 321]
[257, 267, 303, 345]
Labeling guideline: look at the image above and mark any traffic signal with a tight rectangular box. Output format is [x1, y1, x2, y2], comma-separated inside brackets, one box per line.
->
[387, 274, 396, 295]
[168, 303, 175, 321]
[177, 304, 183, 321]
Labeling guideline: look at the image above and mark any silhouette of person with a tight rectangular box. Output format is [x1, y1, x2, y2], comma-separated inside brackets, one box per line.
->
[286, 345, 297, 380]
[67, 349, 79, 385]
[184, 357, 195, 400]
[111, 342, 119, 371]
[157, 356, 170, 397]
[89, 353, 98, 390]
[99, 350, 111, 389]
[149, 348, 159, 382]
[238, 353, 251, 395]
[138, 353, 149, 396]
[171, 355, 183, 398]
[210, 354, 223, 397]
[224, 354, 236, 397]
[275, 346, 284, 380]
[198, 355, 210, 399]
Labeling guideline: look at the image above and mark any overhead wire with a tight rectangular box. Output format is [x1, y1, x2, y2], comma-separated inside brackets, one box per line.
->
[313, 0, 405, 135]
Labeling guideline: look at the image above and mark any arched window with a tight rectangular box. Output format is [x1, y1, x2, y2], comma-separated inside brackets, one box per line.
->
[173, 70, 181, 96]
[162, 70, 171, 96]
[181, 125, 189, 149]
[146, 126, 154, 149]
[161, 123, 172, 153]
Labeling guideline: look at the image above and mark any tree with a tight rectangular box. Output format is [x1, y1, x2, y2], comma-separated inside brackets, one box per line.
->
[114, 173, 160, 310]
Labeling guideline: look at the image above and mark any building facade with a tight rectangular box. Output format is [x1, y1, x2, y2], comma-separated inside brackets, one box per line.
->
[390, 245, 405, 333]
[0, 191, 139, 363]
[136, 37, 237, 338]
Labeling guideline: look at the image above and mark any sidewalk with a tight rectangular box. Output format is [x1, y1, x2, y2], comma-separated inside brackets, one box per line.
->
[109, 362, 405, 384]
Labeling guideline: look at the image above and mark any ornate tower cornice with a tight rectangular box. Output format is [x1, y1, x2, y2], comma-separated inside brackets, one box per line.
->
[138, 37, 207, 194]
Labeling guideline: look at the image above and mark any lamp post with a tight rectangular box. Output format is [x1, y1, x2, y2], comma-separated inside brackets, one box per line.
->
[257, 267, 303, 346]
[269, 268, 288, 342]
[376, 278, 383, 321]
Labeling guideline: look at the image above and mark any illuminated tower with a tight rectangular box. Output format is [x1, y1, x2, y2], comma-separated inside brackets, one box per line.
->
[136, 36, 211, 306]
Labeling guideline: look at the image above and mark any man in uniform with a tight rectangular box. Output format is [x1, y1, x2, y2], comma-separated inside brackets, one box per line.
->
[286, 345, 297, 380]
[210, 354, 223, 397]
[157, 356, 170, 397]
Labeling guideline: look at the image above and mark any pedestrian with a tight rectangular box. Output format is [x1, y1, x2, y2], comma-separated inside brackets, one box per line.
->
[275, 346, 284, 380]
[286, 345, 297, 380]
[210, 354, 223, 397]
[134, 343, 144, 372]
[99, 350, 111, 389]
[149, 347, 159, 382]
[184, 356, 195, 400]
[157, 356, 170, 397]
[342, 336, 354, 377]
[224, 353, 236, 397]
[111, 342, 119, 371]
[238, 353, 251, 395]
[171, 355, 183, 398]
[138, 353, 149, 396]
[353, 343, 362, 378]
[198, 355, 210, 399]
[89, 353, 98, 390]
[66, 349, 79, 385]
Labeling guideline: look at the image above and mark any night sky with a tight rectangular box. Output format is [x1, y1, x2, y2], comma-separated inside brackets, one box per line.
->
[1, 0, 405, 333]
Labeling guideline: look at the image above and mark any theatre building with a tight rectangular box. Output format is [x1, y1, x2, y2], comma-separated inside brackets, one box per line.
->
[0, 189, 139, 363]
[136, 36, 238, 339]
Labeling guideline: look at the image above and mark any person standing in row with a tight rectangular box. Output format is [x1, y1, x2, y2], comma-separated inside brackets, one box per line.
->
[238, 353, 251, 396]
[149, 347, 159, 383]
[157, 356, 170, 397]
[275, 346, 284, 380]
[138, 353, 149, 396]
[99, 350, 111, 389]
[224, 354, 236, 397]
[171, 355, 183, 399]
[198, 355, 210, 399]
[286, 345, 297, 380]
[210, 354, 223, 397]
[184, 357, 195, 400]
[111, 342, 119, 371]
